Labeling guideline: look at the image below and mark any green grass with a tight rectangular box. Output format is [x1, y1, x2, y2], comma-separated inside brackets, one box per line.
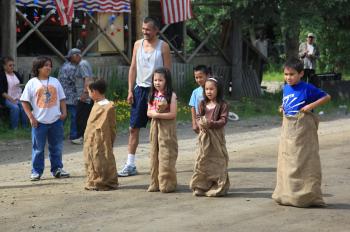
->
[263, 71, 284, 82]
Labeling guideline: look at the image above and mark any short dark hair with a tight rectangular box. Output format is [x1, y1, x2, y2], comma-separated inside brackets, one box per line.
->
[32, 56, 52, 77]
[88, 78, 107, 94]
[143, 16, 160, 30]
[2, 56, 14, 66]
[193, 65, 211, 75]
[284, 57, 304, 73]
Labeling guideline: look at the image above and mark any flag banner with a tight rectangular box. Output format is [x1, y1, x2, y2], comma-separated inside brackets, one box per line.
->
[54, 0, 74, 25]
[160, 0, 193, 25]
[16, 0, 131, 13]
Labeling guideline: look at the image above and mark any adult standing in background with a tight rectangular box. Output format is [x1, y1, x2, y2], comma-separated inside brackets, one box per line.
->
[118, 16, 171, 177]
[0, 56, 28, 129]
[58, 55, 78, 141]
[299, 33, 320, 87]
[67, 48, 94, 145]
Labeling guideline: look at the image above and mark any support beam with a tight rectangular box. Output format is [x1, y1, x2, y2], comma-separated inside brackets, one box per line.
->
[86, 13, 130, 64]
[16, 9, 66, 61]
[1, 0, 17, 60]
[158, 32, 186, 63]
[135, 0, 148, 40]
[17, 10, 55, 48]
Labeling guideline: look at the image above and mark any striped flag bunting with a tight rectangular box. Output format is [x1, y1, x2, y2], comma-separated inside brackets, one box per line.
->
[160, 0, 194, 25]
[54, 0, 74, 25]
[15, 0, 131, 13]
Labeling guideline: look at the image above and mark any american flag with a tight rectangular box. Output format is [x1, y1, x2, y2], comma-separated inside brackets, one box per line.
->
[54, 0, 74, 25]
[160, 0, 193, 25]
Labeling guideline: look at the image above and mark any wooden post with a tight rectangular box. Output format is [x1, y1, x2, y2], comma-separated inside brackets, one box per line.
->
[231, 18, 243, 99]
[127, 12, 132, 59]
[135, 0, 148, 40]
[183, 21, 187, 59]
[1, 0, 17, 60]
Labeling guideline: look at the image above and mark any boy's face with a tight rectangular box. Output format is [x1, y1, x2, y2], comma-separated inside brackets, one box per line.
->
[194, 71, 208, 87]
[284, 67, 304, 86]
[88, 88, 98, 101]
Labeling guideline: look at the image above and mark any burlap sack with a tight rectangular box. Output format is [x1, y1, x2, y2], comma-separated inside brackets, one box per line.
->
[190, 116, 230, 197]
[272, 112, 325, 207]
[148, 118, 178, 193]
[83, 102, 119, 191]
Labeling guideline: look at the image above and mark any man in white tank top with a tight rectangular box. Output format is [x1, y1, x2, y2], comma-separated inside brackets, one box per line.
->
[118, 17, 171, 177]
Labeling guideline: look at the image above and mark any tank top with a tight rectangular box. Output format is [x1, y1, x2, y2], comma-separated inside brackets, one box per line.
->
[136, 39, 164, 87]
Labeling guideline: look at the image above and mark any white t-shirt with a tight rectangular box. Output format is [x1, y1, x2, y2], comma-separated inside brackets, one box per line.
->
[20, 76, 66, 124]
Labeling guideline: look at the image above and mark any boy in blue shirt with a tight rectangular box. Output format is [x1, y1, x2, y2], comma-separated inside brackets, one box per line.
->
[272, 58, 331, 207]
[189, 65, 210, 133]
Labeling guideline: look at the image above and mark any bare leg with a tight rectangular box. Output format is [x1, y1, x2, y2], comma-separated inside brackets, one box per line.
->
[128, 127, 140, 155]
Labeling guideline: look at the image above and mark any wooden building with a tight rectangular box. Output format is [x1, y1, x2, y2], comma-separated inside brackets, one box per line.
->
[0, 0, 267, 99]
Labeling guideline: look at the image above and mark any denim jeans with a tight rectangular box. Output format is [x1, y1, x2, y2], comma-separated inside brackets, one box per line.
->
[5, 99, 28, 129]
[66, 104, 78, 140]
[31, 119, 64, 175]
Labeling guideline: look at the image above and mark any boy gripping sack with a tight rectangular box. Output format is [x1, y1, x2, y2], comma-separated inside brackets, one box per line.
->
[272, 58, 331, 207]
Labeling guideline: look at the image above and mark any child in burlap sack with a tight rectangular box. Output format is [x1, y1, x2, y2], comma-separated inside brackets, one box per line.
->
[147, 67, 178, 193]
[190, 77, 230, 197]
[272, 58, 331, 207]
[83, 79, 119, 191]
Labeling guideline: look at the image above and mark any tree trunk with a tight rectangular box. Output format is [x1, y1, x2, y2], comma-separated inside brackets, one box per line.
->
[284, 25, 300, 59]
[1, 0, 17, 60]
[230, 18, 243, 99]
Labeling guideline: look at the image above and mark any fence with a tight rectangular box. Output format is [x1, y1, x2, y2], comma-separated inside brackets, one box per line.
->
[18, 62, 261, 99]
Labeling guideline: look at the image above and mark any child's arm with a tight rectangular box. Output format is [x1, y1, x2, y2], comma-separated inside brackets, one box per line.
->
[59, 99, 67, 120]
[148, 93, 177, 120]
[208, 102, 229, 129]
[21, 101, 38, 128]
[300, 94, 331, 112]
[191, 107, 199, 133]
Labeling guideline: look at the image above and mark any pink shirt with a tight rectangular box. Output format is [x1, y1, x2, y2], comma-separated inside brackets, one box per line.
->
[6, 73, 22, 100]
[148, 91, 169, 112]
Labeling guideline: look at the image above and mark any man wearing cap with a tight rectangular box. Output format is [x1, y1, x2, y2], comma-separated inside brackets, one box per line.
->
[65, 48, 93, 145]
[299, 33, 320, 87]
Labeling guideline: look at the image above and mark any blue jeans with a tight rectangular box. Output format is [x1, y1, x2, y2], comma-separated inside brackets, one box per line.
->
[31, 119, 64, 175]
[5, 99, 28, 129]
[66, 104, 78, 140]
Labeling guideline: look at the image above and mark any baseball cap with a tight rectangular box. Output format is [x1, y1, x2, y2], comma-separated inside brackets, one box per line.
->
[65, 48, 81, 58]
[307, 33, 315, 38]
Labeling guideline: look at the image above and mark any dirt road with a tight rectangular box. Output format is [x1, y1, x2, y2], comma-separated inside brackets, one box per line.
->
[0, 115, 349, 232]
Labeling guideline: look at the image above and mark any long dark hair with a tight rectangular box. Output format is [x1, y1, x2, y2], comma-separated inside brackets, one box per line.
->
[149, 67, 173, 105]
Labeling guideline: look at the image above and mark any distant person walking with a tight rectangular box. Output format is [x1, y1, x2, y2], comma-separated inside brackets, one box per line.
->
[299, 33, 320, 87]
[118, 16, 171, 177]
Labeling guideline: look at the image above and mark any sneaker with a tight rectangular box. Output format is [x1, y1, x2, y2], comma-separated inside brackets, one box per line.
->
[71, 137, 83, 145]
[117, 164, 137, 177]
[30, 173, 41, 181]
[53, 168, 70, 178]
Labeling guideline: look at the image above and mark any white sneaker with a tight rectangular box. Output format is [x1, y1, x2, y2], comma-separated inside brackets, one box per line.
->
[71, 137, 83, 145]
[30, 173, 41, 181]
[53, 168, 70, 178]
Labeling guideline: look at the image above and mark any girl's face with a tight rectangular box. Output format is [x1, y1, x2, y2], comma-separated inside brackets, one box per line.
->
[4, 61, 15, 74]
[153, 73, 166, 92]
[205, 80, 218, 101]
[38, 61, 52, 78]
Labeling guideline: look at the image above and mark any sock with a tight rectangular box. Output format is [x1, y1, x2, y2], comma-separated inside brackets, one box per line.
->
[126, 154, 136, 167]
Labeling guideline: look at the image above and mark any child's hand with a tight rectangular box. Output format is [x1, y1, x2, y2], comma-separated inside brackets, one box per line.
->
[148, 111, 158, 119]
[29, 116, 38, 128]
[300, 104, 313, 112]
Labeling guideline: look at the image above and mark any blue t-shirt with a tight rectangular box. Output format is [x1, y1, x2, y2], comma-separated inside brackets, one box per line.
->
[283, 81, 327, 116]
[189, 86, 204, 114]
